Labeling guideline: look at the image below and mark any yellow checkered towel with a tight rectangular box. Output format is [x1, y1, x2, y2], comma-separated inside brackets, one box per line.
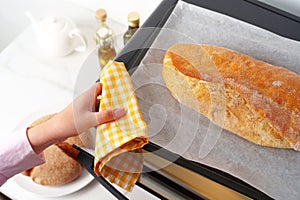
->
[94, 61, 148, 191]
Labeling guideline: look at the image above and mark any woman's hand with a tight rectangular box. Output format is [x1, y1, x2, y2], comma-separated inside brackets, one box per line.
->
[27, 83, 126, 154]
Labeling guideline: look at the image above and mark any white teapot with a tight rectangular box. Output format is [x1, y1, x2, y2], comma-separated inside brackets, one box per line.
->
[26, 11, 87, 57]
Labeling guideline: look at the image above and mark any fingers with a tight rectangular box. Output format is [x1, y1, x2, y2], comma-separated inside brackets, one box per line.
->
[93, 83, 102, 111]
[85, 83, 100, 99]
[95, 108, 127, 125]
[95, 82, 102, 97]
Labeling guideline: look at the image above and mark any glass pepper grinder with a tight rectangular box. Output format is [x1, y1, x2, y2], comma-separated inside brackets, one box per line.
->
[97, 28, 117, 68]
[123, 12, 140, 45]
[94, 8, 116, 68]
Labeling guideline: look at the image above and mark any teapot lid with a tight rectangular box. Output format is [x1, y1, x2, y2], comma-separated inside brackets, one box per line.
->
[43, 17, 67, 31]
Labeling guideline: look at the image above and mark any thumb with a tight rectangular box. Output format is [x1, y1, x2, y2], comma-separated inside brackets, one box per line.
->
[95, 108, 127, 125]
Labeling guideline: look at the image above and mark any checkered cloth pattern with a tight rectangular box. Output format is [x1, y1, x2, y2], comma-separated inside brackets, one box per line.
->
[94, 61, 148, 191]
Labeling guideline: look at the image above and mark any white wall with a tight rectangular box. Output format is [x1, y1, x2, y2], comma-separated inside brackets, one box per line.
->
[69, 0, 163, 26]
[0, 0, 162, 52]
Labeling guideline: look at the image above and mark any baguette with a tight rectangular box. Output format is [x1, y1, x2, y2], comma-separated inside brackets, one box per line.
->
[162, 43, 300, 151]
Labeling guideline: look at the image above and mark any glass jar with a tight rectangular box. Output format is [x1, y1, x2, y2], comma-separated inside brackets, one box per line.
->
[94, 8, 116, 68]
[97, 28, 116, 68]
[123, 12, 140, 45]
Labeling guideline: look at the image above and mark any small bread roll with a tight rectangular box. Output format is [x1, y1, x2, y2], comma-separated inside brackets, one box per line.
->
[22, 114, 87, 186]
[29, 143, 82, 185]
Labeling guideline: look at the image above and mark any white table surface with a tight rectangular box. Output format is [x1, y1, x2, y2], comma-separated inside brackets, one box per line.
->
[0, 0, 161, 199]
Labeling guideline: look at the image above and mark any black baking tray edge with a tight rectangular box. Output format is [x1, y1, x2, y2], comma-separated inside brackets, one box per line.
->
[116, 0, 300, 70]
[115, 0, 300, 199]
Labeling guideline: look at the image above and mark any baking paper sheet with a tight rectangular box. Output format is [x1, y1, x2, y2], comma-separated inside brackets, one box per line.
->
[130, 1, 300, 199]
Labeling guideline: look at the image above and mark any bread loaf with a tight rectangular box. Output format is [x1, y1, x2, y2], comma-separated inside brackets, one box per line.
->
[162, 43, 300, 151]
[28, 141, 82, 186]
[22, 114, 85, 185]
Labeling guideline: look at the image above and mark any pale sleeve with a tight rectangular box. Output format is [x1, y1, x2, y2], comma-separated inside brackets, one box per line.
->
[0, 129, 45, 186]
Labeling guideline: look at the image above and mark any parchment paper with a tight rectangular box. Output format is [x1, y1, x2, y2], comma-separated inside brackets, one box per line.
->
[130, 1, 300, 199]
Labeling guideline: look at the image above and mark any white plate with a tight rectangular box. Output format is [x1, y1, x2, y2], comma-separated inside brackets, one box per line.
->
[14, 169, 93, 197]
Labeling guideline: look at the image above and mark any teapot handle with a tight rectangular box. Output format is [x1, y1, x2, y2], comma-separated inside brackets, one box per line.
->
[69, 28, 87, 52]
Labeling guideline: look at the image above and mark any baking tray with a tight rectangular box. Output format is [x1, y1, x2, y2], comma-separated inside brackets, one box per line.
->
[116, 0, 300, 70]
[114, 0, 300, 199]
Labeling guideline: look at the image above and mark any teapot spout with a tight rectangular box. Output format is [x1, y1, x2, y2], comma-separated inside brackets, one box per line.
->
[25, 11, 38, 24]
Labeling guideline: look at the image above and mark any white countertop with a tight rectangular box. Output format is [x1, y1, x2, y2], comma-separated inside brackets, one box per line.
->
[0, 0, 161, 199]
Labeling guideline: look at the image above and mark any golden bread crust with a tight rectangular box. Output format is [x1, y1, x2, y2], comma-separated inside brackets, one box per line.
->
[163, 43, 299, 150]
